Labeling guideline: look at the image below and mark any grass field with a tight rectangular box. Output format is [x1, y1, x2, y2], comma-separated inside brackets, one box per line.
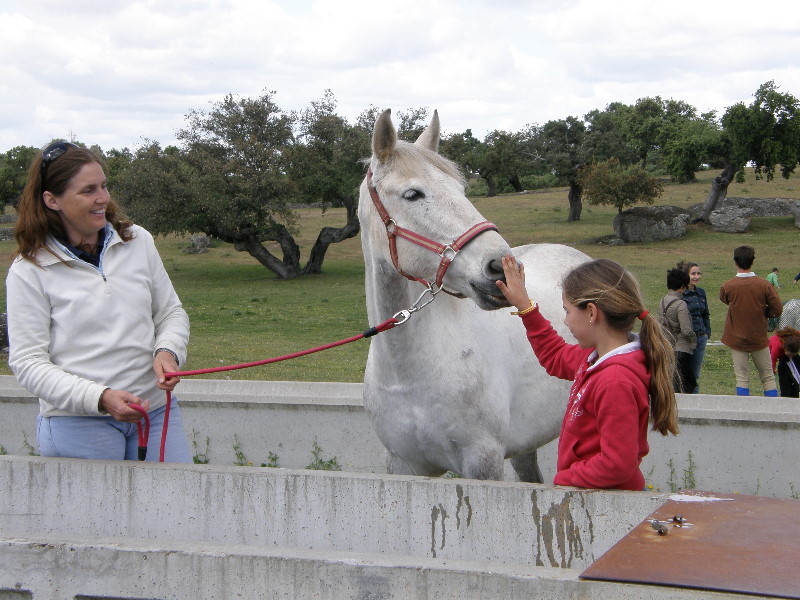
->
[1, 168, 798, 395]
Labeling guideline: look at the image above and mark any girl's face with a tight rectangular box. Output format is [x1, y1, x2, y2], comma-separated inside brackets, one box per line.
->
[562, 292, 593, 348]
[688, 265, 701, 287]
[43, 161, 110, 247]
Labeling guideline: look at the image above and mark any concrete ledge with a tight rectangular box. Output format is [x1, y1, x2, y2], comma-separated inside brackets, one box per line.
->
[0, 457, 778, 599]
[1, 376, 799, 497]
[3, 456, 761, 599]
[0, 536, 761, 600]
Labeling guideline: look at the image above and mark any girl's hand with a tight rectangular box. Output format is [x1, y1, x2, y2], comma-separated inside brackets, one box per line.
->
[497, 253, 533, 311]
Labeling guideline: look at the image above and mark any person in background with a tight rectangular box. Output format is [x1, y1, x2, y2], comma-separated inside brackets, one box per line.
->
[719, 246, 783, 397]
[660, 268, 697, 394]
[793, 272, 800, 285]
[766, 267, 781, 331]
[779, 299, 800, 330]
[679, 261, 710, 393]
[769, 327, 800, 398]
[766, 267, 780, 289]
[6, 141, 192, 462]
[497, 255, 678, 491]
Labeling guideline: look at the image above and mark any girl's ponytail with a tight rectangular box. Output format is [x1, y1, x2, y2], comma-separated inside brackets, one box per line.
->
[639, 312, 679, 435]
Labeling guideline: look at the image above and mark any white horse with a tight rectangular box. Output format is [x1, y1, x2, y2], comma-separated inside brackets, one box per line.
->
[359, 109, 591, 481]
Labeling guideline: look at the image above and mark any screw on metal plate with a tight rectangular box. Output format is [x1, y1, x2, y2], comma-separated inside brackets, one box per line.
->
[650, 519, 670, 535]
[649, 515, 690, 535]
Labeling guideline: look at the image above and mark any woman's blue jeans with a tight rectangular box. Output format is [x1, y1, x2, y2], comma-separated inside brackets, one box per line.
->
[690, 334, 708, 394]
[36, 396, 193, 463]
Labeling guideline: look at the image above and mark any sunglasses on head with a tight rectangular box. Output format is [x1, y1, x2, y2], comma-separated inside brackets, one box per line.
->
[40, 141, 79, 187]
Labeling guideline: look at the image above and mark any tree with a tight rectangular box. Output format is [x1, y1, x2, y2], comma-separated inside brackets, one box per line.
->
[440, 128, 490, 193]
[114, 90, 361, 279]
[482, 129, 530, 193]
[286, 90, 370, 273]
[699, 81, 800, 222]
[578, 158, 664, 213]
[662, 114, 721, 183]
[0, 146, 37, 210]
[622, 97, 664, 169]
[536, 116, 589, 221]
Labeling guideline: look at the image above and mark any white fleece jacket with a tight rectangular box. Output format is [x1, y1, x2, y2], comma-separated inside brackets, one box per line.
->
[6, 223, 189, 417]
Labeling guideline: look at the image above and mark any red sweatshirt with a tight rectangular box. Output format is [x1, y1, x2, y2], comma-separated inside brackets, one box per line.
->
[521, 307, 651, 491]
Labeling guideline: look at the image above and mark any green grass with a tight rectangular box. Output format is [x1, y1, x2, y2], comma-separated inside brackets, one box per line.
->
[1, 168, 798, 395]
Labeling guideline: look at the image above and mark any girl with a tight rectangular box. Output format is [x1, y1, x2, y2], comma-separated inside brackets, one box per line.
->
[498, 255, 678, 490]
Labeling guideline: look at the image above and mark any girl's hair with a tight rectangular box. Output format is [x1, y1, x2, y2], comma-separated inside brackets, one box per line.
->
[776, 327, 800, 355]
[13, 143, 134, 265]
[676, 260, 698, 273]
[562, 258, 679, 435]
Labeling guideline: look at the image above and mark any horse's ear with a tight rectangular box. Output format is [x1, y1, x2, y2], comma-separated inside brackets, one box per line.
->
[415, 109, 440, 153]
[372, 109, 397, 164]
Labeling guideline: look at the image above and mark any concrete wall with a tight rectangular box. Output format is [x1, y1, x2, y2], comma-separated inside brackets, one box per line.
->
[0, 456, 756, 600]
[1, 372, 795, 599]
[2, 376, 798, 499]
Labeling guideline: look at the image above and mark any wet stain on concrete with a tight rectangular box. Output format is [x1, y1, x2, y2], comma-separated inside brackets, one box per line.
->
[530, 490, 591, 568]
[455, 484, 472, 529]
[430, 503, 448, 558]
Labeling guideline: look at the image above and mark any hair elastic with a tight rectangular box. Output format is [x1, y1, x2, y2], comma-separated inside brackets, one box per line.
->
[638, 310, 649, 320]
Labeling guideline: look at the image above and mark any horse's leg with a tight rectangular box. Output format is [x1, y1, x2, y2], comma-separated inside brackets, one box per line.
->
[510, 450, 544, 483]
[461, 445, 505, 480]
[386, 452, 447, 477]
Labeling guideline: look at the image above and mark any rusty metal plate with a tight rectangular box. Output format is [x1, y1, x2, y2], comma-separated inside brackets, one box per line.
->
[580, 490, 800, 598]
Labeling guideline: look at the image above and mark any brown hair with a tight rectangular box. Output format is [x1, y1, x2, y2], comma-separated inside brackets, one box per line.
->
[562, 258, 679, 435]
[776, 327, 800, 355]
[13, 143, 133, 265]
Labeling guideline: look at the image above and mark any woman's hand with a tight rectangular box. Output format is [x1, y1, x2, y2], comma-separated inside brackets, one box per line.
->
[153, 351, 181, 392]
[100, 388, 150, 422]
[497, 253, 533, 311]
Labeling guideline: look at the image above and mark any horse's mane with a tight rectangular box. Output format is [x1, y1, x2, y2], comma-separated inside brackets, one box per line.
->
[376, 140, 466, 188]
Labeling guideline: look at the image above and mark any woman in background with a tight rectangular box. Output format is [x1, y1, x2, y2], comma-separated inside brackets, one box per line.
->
[679, 261, 711, 393]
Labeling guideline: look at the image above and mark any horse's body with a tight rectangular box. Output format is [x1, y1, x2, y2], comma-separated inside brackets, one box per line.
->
[360, 109, 590, 481]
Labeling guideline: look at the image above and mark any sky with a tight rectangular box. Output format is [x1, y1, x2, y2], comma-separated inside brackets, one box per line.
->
[2, 0, 799, 153]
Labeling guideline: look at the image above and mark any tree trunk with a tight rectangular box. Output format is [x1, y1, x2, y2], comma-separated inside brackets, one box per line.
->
[508, 174, 523, 193]
[212, 222, 301, 279]
[699, 163, 739, 223]
[303, 194, 361, 275]
[484, 174, 497, 197]
[567, 180, 582, 222]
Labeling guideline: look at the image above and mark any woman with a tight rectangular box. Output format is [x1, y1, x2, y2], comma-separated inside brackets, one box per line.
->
[6, 141, 192, 462]
[679, 261, 710, 393]
[498, 255, 678, 490]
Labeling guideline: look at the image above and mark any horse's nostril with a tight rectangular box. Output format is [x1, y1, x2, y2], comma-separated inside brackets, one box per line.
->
[488, 258, 504, 277]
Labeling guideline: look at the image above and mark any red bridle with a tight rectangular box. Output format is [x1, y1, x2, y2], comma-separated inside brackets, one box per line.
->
[366, 167, 498, 292]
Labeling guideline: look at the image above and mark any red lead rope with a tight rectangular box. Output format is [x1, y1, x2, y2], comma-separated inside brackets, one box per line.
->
[138, 317, 400, 462]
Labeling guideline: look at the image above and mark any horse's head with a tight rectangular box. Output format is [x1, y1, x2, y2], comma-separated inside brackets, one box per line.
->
[360, 109, 512, 310]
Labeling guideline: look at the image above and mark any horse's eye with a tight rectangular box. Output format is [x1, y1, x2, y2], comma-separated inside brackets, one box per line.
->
[402, 189, 425, 201]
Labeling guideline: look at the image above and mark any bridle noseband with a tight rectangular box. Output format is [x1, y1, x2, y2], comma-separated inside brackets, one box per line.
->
[366, 167, 498, 293]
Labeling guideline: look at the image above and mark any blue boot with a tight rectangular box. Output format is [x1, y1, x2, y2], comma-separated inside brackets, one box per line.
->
[736, 387, 749, 396]
[765, 389, 778, 397]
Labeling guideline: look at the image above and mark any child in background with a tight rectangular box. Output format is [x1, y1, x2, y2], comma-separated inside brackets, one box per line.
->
[660, 268, 697, 393]
[497, 255, 678, 491]
[769, 327, 800, 398]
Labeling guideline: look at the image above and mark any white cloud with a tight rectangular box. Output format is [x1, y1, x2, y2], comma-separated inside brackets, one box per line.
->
[1, 0, 799, 151]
